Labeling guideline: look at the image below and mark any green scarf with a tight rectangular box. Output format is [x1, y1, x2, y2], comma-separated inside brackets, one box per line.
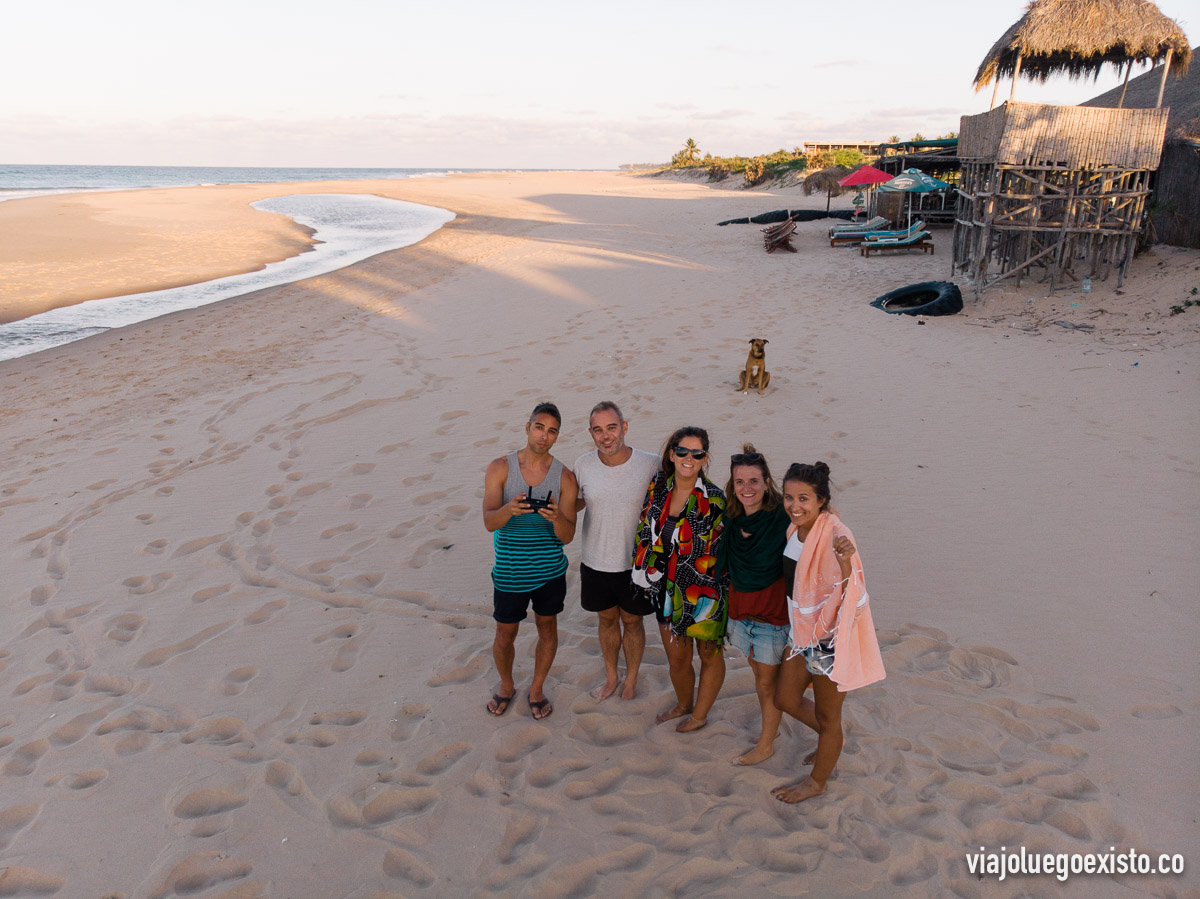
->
[718, 503, 788, 592]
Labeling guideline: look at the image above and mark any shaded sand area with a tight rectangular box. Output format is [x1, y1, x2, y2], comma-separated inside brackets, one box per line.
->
[1, 172, 1197, 896]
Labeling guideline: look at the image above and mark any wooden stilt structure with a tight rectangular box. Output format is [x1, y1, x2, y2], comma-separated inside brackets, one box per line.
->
[953, 101, 1169, 296]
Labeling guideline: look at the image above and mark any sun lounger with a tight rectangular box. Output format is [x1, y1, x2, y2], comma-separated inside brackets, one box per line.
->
[761, 217, 797, 253]
[860, 230, 934, 257]
[831, 220, 925, 247]
[827, 216, 886, 238]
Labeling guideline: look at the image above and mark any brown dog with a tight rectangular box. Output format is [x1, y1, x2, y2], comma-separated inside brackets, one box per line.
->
[738, 338, 770, 394]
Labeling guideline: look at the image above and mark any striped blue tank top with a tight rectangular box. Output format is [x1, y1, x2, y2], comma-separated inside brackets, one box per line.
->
[493, 451, 568, 592]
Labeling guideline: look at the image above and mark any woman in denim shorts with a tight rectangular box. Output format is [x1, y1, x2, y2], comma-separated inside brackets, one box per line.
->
[772, 461, 883, 804]
[717, 444, 791, 766]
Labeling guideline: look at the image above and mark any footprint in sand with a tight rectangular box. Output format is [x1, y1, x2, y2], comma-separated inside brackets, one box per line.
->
[123, 572, 174, 596]
[173, 788, 248, 819]
[3, 739, 50, 776]
[348, 493, 373, 510]
[136, 620, 234, 669]
[434, 506, 470, 530]
[414, 491, 448, 506]
[494, 725, 552, 763]
[403, 473, 433, 486]
[414, 742, 472, 776]
[387, 520, 417, 540]
[390, 703, 430, 742]
[64, 769, 108, 790]
[313, 624, 361, 672]
[0, 805, 40, 850]
[426, 654, 489, 687]
[350, 462, 376, 475]
[105, 613, 146, 643]
[409, 539, 451, 569]
[192, 584, 232, 604]
[320, 523, 357, 540]
[222, 667, 258, 696]
[84, 673, 138, 696]
[244, 599, 287, 625]
[149, 851, 253, 898]
[181, 717, 248, 745]
[29, 584, 56, 606]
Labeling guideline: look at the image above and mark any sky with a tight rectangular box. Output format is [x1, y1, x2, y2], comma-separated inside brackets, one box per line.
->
[3, 0, 1197, 169]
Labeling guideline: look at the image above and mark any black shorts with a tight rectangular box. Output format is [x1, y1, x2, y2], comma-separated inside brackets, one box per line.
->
[580, 563, 657, 616]
[493, 574, 567, 623]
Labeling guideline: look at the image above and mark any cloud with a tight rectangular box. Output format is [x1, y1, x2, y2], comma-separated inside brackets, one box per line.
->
[814, 59, 859, 69]
[693, 109, 752, 121]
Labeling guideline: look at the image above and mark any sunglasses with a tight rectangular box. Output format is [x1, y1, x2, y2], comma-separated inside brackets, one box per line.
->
[730, 452, 763, 464]
[672, 445, 708, 460]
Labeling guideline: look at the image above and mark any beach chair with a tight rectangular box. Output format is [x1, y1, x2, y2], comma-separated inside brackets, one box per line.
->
[831, 220, 925, 247]
[827, 215, 886, 239]
[761, 217, 797, 253]
[860, 230, 934, 257]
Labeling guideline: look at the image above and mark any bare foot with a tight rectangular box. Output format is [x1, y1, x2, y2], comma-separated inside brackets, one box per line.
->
[620, 679, 638, 701]
[802, 749, 817, 765]
[676, 716, 707, 733]
[771, 777, 825, 803]
[735, 744, 775, 766]
[589, 678, 619, 702]
[655, 704, 692, 724]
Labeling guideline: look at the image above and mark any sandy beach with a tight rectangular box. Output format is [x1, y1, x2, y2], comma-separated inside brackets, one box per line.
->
[1, 171, 1197, 897]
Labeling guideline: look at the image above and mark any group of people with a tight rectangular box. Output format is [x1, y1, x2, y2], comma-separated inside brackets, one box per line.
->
[481, 401, 885, 803]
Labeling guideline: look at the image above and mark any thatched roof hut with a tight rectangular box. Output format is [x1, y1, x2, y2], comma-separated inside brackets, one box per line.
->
[975, 0, 1191, 103]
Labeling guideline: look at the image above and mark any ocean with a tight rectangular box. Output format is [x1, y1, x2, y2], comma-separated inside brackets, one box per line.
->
[0, 164, 490, 201]
[0, 165, 477, 361]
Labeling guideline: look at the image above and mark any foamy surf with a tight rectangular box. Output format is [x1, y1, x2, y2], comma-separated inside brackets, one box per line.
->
[0, 194, 454, 360]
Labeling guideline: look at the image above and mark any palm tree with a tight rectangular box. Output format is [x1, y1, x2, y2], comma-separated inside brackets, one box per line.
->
[802, 165, 851, 213]
[681, 138, 701, 165]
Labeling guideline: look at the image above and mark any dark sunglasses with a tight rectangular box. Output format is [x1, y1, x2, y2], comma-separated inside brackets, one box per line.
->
[672, 445, 708, 460]
[730, 452, 763, 464]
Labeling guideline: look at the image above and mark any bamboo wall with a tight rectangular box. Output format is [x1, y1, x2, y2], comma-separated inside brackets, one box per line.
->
[959, 101, 1170, 168]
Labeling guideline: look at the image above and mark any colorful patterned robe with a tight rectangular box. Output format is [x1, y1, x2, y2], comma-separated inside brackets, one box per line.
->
[631, 471, 729, 642]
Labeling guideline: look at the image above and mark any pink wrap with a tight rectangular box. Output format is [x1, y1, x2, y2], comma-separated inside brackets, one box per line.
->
[788, 512, 885, 692]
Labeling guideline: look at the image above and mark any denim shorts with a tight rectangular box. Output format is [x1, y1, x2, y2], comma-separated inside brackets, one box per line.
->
[728, 618, 790, 666]
[798, 640, 836, 677]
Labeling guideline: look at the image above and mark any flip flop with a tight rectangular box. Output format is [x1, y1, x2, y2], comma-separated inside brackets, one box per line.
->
[528, 697, 553, 720]
[487, 693, 514, 716]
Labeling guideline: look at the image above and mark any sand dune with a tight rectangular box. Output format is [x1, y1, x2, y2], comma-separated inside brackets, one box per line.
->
[1, 172, 1197, 896]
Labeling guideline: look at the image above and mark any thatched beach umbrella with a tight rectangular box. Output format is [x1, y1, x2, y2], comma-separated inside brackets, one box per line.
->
[974, 0, 1192, 108]
[802, 165, 851, 213]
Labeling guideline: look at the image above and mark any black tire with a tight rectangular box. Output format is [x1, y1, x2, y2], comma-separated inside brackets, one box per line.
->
[871, 281, 963, 316]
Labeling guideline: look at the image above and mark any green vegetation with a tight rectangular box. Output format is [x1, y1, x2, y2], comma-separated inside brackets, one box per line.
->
[1169, 286, 1199, 315]
[667, 141, 814, 186]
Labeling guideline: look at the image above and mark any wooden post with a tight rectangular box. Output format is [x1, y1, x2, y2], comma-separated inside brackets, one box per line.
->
[990, 77, 1000, 110]
[1156, 49, 1173, 108]
[1010, 54, 1022, 102]
[1118, 61, 1133, 108]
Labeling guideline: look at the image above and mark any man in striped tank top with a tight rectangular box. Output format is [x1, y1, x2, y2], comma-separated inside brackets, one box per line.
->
[482, 403, 578, 719]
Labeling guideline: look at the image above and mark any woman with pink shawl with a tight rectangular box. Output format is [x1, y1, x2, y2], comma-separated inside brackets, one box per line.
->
[772, 462, 884, 803]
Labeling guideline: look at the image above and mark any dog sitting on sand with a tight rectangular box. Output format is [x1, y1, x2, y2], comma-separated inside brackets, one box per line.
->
[738, 338, 770, 395]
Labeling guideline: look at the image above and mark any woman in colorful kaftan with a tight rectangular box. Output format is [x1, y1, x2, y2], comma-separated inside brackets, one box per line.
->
[632, 426, 728, 732]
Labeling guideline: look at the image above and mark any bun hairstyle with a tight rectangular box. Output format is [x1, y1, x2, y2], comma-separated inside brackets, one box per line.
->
[724, 443, 782, 518]
[782, 461, 833, 509]
[660, 425, 709, 476]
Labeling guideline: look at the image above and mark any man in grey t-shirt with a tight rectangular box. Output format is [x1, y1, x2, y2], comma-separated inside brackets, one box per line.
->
[573, 401, 661, 700]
